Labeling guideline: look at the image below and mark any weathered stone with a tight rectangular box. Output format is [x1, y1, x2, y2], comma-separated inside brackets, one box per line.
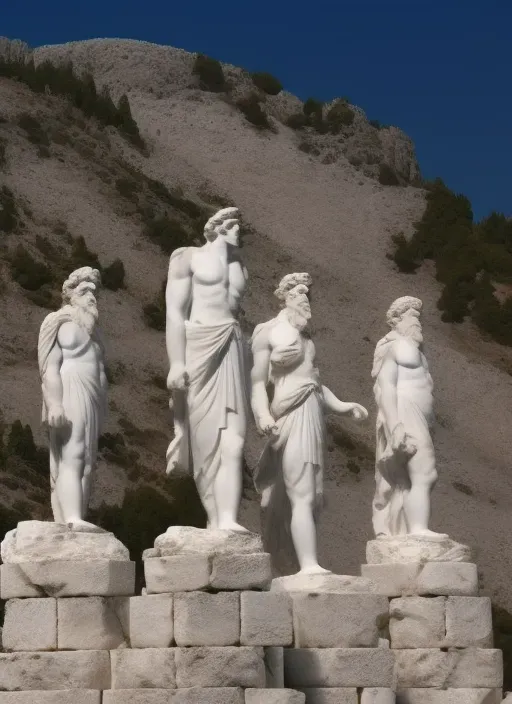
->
[174, 591, 240, 645]
[241, 592, 293, 646]
[129, 594, 174, 648]
[245, 689, 305, 703]
[1, 521, 129, 562]
[396, 689, 502, 703]
[296, 689, 358, 703]
[103, 688, 244, 703]
[1, 560, 135, 598]
[0, 692, 101, 703]
[2, 598, 57, 651]
[111, 648, 176, 689]
[445, 597, 493, 647]
[283, 648, 395, 688]
[153, 526, 263, 557]
[175, 646, 266, 688]
[57, 597, 128, 650]
[144, 555, 210, 593]
[210, 553, 272, 590]
[0, 651, 110, 690]
[292, 593, 388, 648]
[264, 647, 284, 688]
[389, 597, 446, 648]
[272, 573, 375, 594]
[394, 648, 503, 689]
[361, 562, 478, 597]
[366, 536, 471, 564]
[361, 689, 396, 704]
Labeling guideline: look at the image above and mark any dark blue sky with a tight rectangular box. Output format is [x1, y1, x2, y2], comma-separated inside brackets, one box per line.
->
[3, 0, 511, 220]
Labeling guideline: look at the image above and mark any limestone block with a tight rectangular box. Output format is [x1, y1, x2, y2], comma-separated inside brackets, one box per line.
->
[366, 536, 471, 564]
[111, 648, 176, 689]
[394, 648, 503, 689]
[1, 560, 135, 598]
[210, 553, 272, 590]
[296, 689, 358, 703]
[0, 651, 110, 690]
[291, 593, 389, 648]
[152, 526, 263, 556]
[283, 648, 395, 688]
[175, 646, 266, 688]
[361, 690, 396, 703]
[57, 597, 128, 650]
[174, 591, 240, 645]
[2, 597, 57, 651]
[245, 689, 305, 703]
[272, 573, 374, 594]
[144, 555, 210, 593]
[396, 689, 502, 703]
[0, 693, 101, 703]
[389, 597, 446, 648]
[361, 562, 478, 597]
[103, 688, 244, 703]
[129, 594, 174, 647]
[241, 592, 293, 646]
[445, 597, 493, 647]
[264, 646, 284, 688]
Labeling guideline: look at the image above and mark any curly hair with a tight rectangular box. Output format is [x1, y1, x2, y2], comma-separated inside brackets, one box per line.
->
[386, 296, 422, 327]
[274, 272, 312, 303]
[62, 267, 101, 304]
[204, 207, 239, 241]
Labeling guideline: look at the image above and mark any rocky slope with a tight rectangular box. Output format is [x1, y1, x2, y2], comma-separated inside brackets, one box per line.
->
[0, 38, 511, 617]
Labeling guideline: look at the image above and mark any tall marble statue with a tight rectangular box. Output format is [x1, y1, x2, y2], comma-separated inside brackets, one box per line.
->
[38, 266, 108, 526]
[165, 206, 250, 532]
[371, 296, 444, 538]
[251, 273, 368, 574]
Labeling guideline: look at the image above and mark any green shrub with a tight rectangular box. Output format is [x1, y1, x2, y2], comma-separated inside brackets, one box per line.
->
[98, 433, 139, 468]
[192, 54, 227, 92]
[235, 94, 271, 130]
[0, 186, 18, 233]
[326, 102, 355, 133]
[146, 178, 203, 219]
[286, 113, 308, 130]
[378, 163, 400, 186]
[250, 72, 282, 95]
[6, 420, 48, 476]
[143, 281, 166, 331]
[10, 245, 54, 291]
[390, 233, 419, 274]
[303, 98, 323, 117]
[117, 94, 145, 149]
[0, 137, 6, 167]
[103, 258, 125, 291]
[17, 113, 50, 146]
[115, 178, 139, 199]
[369, 119, 382, 129]
[145, 215, 191, 255]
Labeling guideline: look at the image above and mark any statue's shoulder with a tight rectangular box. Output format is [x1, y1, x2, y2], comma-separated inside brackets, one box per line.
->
[251, 317, 278, 349]
[168, 246, 196, 277]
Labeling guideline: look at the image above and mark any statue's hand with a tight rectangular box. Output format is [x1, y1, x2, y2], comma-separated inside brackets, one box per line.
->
[391, 423, 417, 457]
[256, 414, 278, 437]
[47, 405, 69, 429]
[167, 365, 189, 392]
[348, 403, 368, 422]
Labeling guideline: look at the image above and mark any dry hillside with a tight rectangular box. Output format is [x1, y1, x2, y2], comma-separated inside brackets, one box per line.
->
[0, 38, 511, 622]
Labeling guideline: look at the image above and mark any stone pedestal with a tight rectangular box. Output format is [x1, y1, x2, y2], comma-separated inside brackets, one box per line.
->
[361, 534, 503, 704]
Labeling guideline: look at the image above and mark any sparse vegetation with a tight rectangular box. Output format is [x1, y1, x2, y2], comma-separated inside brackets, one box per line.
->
[144, 214, 192, 255]
[10, 244, 53, 291]
[325, 101, 355, 133]
[143, 280, 166, 331]
[17, 113, 50, 147]
[192, 54, 227, 93]
[250, 72, 282, 95]
[0, 186, 18, 233]
[0, 137, 7, 168]
[378, 163, 400, 186]
[235, 94, 271, 130]
[285, 113, 308, 130]
[102, 258, 126, 291]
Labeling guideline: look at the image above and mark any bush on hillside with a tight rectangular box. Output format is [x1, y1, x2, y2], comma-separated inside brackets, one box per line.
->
[10, 245, 53, 291]
[70, 236, 102, 271]
[143, 280, 167, 331]
[0, 137, 6, 168]
[286, 113, 308, 130]
[250, 72, 282, 95]
[390, 233, 419, 273]
[17, 113, 50, 146]
[326, 101, 355, 133]
[192, 54, 227, 93]
[235, 94, 271, 130]
[303, 98, 323, 118]
[378, 163, 400, 186]
[117, 94, 145, 149]
[369, 119, 382, 129]
[102, 258, 126, 291]
[0, 186, 18, 233]
[144, 215, 191, 255]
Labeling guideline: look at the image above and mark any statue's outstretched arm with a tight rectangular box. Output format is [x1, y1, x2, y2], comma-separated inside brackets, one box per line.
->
[165, 250, 192, 391]
[251, 330, 277, 436]
[321, 385, 368, 421]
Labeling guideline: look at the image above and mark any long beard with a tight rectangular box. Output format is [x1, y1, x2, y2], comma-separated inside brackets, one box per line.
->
[404, 327, 423, 346]
[71, 305, 98, 336]
[286, 306, 310, 331]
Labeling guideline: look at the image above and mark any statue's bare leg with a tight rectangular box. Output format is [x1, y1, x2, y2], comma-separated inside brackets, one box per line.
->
[81, 462, 93, 518]
[55, 422, 86, 524]
[215, 410, 247, 532]
[403, 446, 443, 537]
[284, 447, 330, 574]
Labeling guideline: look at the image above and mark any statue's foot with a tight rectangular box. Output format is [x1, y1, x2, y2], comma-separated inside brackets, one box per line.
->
[217, 521, 250, 533]
[65, 519, 103, 533]
[408, 529, 449, 540]
[298, 564, 332, 576]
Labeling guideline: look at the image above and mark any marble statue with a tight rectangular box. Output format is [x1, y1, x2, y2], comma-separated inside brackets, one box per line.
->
[37, 266, 108, 526]
[371, 296, 444, 538]
[165, 206, 250, 532]
[251, 273, 368, 574]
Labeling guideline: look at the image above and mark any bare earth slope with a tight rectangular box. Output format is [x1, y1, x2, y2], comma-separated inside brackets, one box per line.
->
[0, 39, 511, 609]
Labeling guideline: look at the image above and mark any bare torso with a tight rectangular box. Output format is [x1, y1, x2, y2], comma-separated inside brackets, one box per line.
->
[394, 337, 434, 418]
[57, 321, 102, 380]
[189, 247, 247, 324]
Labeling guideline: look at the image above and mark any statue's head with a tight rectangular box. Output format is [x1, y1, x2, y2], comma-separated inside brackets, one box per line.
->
[387, 296, 423, 344]
[275, 272, 312, 330]
[62, 267, 101, 334]
[204, 207, 240, 247]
